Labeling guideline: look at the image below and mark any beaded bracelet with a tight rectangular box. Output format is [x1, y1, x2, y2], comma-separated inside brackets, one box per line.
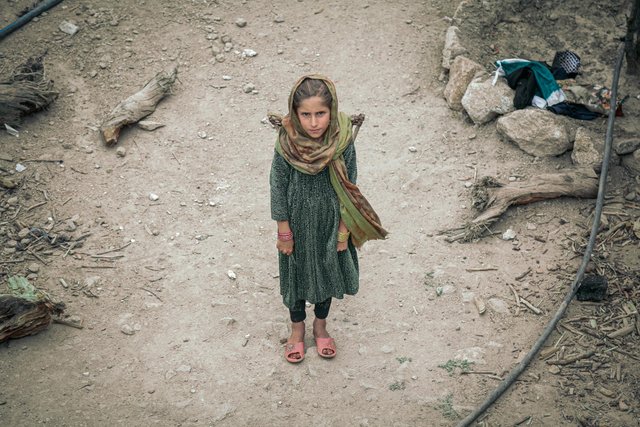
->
[337, 231, 350, 243]
[277, 231, 293, 242]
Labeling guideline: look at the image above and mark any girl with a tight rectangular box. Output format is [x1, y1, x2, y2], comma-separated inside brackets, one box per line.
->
[269, 75, 387, 363]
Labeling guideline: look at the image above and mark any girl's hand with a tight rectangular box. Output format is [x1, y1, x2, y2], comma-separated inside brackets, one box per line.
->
[337, 240, 348, 252]
[277, 239, 294, 256]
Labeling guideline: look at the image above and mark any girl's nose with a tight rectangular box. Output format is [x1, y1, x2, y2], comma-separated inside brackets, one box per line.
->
[310, 116, 317, 126]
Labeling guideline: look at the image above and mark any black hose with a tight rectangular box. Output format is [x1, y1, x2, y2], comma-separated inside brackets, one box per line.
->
[456, 42, 626, 427]
[0, 0, 65, 41]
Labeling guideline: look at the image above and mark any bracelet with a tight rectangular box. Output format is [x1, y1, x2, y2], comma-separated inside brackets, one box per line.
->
[277, 231, 293, 242]
[337, 231, 350, 243]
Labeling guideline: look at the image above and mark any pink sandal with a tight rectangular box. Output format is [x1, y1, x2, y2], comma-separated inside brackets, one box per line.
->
[315, 337, 336, 359]
[284, 342, 305, 363]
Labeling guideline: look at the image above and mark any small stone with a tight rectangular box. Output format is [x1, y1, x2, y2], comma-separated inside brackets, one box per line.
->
[274, 16, 285, 23]
[221, 35, 232, 43]
[120, 324, 135, 335]
[27, 263, 40, 273]
[59, 21, 79, 35]
[149, 193, 159, 201]
[242, 48, 257, 58]
[619, 400, 629, 411]
[464, 182, 473, 188]
[215, 54, 226, 63]
[235, 18, 247, 27]
[381, 345, 394, 354]
[18, 228, 30, 239]
[242, 83, 255, 94]
[408, 146, 417, 153]
[197, 131, 207, 139]
[138, 120, 165, 131]
[502, 229, 516, 240]
[176, 364, 192, 373]
[15, 164, 26, 173]
[508, 176, 517, 182]
[526, 222, 537, 230]
[227, 270, 237, 280]
[116, 147, 126, 157]
[548, 365, 561, 375]
[222, 75, 232, 80]
[624, 191, 636, 201]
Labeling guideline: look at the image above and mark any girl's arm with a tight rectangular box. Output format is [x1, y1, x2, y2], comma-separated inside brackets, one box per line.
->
[270, 151, 294, 255]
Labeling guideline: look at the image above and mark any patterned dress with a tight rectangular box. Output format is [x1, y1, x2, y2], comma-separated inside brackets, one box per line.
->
[270, 143, 359, 309]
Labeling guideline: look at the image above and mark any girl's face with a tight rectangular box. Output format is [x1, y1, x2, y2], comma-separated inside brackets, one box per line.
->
[296, 96, 331, 140]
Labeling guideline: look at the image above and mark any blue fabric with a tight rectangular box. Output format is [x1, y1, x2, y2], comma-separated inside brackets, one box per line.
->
[495, 59, 565, 107]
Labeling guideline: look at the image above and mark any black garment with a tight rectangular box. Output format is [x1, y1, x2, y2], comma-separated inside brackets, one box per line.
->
[547, 102, 602, 120]
[289, 297, 332, 322]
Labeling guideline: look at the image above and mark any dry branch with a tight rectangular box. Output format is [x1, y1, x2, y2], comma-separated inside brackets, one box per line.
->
[0, 55, 58, 126]
[0, 276, 65, 343]
[444, 169, 599, 242]
[100, 66, 178, 145]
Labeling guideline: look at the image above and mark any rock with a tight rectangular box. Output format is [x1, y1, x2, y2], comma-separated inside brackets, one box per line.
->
[548, 365, 561, 375]
[176, 364, 192, 373]
[441, 26, 467, 70]
[381, 345, 394, 354]
[502, 229, 516, 240]
[215, 54, 226, 63]
[571, 127, 619, 170]
[274, 15, 285, 23]
[242, 49, 258, 58]
[461, 76, 515, 124]
[59, 21, 79, 35]
[624, 191, 636, 201]
[487, 298, 510, 314]
[227, 270, 237, 280]
[0, 177, 17, 189]
[444, 56, 485, 111]
[621, 149, 640, 176]
[116, 147, 126, 157]
[6, 197, 18, 206]
[242, 83, 255, 94]
[197, 131, 207, 139]
[120, 324, 135, 335]
[496, 109, 573, 157]
[64, 219, 77, 232]
[138, 120, 165, 131]
[27, 263, 40, 273]
[613, 135, 640, 155]
[18, 228, 30, 239]
[408, 146, 417, 153]
[149, 193, 159, 201]
[235, 18, 247, 27]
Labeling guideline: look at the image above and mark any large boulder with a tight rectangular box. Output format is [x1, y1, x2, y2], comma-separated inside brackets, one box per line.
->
[444, 56, 485, 111]
[622, 149, 640, 176]
[461, 76, 515, 125]
[571, 127, 619, 171]
[441, 26, 467, 70]
[496, 109, 573, 157]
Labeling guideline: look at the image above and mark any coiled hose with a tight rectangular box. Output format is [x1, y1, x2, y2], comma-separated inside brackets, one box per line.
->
[456, 42, 627, 427]
[0, 0, 64, 41]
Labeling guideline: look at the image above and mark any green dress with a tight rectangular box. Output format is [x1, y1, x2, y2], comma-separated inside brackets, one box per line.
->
[270, 143, 359, 309]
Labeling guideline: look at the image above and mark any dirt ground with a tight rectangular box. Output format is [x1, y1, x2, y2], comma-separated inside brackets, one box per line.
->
[0, 1, 638, 426]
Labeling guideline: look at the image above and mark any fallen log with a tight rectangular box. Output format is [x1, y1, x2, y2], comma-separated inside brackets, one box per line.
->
[444, 168, 599, 242]
[100, 66, 178, 145]
[0, 54, 58, 126]
[0, 276, 65, 343]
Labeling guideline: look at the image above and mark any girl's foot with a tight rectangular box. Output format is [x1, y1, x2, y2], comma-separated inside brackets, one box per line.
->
[285, 321, 305, 362]
[313, 318, 336, 358]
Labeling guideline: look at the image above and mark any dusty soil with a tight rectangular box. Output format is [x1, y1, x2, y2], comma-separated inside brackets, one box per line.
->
[0, 1, 638, 426]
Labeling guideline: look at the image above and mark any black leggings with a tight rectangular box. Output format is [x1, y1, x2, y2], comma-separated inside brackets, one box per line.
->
[289, 298, 332, 323]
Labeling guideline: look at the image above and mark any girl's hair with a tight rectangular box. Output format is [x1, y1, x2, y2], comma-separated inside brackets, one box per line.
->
[292, 78, 332, 111]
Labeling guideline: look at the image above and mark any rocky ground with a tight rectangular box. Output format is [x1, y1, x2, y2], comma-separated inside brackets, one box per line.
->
[0, 0, 638, 426]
